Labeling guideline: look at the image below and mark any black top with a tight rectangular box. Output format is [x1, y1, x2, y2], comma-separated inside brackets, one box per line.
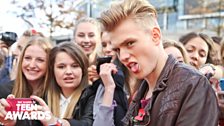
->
[0, 80, 14, 99]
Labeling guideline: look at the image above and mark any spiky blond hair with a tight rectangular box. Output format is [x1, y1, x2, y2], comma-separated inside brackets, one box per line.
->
[99, 0, 158, 32]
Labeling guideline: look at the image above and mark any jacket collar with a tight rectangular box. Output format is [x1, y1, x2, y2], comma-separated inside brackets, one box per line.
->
[144, 55, 178, 113]
[132, 55, 178, 102]
[153, 55, 178, 92]
[121, 55, 179, 125]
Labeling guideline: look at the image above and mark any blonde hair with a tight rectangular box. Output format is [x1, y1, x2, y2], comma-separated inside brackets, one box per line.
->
[47, 42, 89, 118]
[73, 17, 101, 36]
[73, 17, 101, 65]
[12, 36, 52, 98]
[99, 0, 158, 32]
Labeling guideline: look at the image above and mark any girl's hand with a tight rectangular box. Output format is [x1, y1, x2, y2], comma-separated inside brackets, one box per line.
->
[99, 63, 117, 107]
[99, 63, 117, 89]
[199, 64, 215, 78]
[0, 94, 16, 126]
[30, 95, 57, 126]
[88, 65, 100, 83]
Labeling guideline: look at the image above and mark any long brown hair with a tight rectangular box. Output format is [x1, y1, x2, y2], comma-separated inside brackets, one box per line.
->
[47, 42, 89, 118]
[12, 36, 52, 98]
[179, 32, 216, 64]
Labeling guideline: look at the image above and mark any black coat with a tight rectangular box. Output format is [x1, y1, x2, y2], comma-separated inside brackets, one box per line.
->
[66, 84, 98, 126]
[0, 80, 14, 99]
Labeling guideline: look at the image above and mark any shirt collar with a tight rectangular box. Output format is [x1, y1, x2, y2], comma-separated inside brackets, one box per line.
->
[60, 94, 72, 106]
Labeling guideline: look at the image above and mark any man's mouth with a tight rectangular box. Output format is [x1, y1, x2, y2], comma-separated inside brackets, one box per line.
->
[127, 62, 139, 73]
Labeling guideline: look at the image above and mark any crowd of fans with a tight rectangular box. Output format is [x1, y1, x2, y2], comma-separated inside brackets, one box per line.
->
[0, 0, 223, 126]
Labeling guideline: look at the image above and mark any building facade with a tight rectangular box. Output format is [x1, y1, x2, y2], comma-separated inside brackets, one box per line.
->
[79, 0, 224, 40]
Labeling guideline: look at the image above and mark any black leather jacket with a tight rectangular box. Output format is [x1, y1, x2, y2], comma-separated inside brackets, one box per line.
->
[122, 55, 219, 126]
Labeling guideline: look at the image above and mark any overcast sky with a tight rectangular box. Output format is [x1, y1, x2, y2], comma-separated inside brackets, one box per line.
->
[0, 0, 29, 37]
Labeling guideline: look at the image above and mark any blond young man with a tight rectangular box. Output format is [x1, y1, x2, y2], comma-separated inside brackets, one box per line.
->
[99, 0, 219, 125]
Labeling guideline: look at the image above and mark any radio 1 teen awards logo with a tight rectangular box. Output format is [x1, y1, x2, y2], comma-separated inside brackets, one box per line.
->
[4, 98, 51, 120]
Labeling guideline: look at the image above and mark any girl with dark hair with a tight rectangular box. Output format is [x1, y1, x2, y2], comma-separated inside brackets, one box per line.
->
[32, 42, 96, 126]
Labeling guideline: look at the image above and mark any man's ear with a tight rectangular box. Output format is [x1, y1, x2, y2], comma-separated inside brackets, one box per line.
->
[151, 27, 161, 45]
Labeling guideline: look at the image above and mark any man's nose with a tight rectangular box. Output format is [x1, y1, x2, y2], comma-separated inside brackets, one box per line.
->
[119, 49, 130, 62]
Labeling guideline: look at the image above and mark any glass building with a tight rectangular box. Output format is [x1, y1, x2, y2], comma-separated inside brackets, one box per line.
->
[78, 0, 224, 40]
